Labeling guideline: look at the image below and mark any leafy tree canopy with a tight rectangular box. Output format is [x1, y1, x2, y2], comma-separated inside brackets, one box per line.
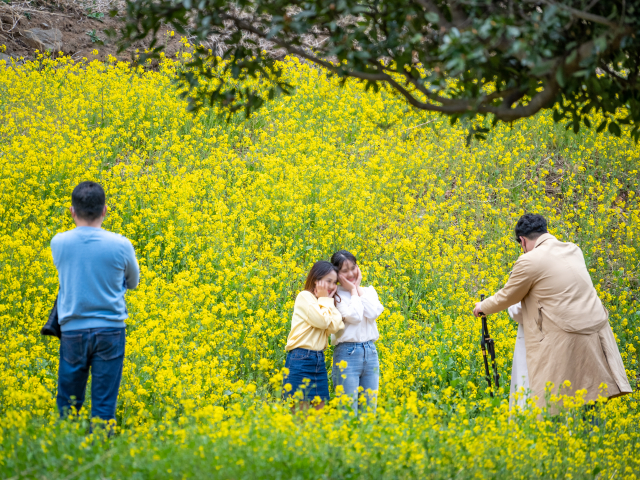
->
[114, 0, 640, 140]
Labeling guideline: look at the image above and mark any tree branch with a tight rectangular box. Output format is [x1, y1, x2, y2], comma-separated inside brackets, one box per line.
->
[474, 85, 527, 103]
[481, 79, 559, 121]
[483, 28, 631, 121]
[411, 0, 452, 28]
[525, 0, 621, 28]
[189, 4, 634, 124]
[500, 87, 528, 108]
[383, 74, 464, 112]
[401, 70, 468, 106]
[449, 1, 471, 28]
[220, 13, 342, 72]
[598, 61, 635, 86]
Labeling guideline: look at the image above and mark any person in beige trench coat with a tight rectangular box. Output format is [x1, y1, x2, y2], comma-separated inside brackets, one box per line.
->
[473, 214, 632, 410]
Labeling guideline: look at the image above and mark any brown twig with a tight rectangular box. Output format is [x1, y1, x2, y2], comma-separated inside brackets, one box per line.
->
[0, 4, 74, 18]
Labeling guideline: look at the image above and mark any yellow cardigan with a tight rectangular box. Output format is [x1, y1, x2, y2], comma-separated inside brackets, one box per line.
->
[285, 291, 344, 351]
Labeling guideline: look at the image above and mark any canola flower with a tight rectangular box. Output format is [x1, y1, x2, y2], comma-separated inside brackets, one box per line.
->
[0, 49, 638, 478]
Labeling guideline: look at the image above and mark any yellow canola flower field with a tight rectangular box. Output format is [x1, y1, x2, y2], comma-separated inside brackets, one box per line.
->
[0, 52, 639, 479]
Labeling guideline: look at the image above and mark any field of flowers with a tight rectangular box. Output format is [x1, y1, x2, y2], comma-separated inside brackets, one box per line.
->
[0, 49, 639, 479]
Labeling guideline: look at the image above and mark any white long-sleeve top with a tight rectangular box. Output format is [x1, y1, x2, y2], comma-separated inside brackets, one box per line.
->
[331, 285, 384, 345]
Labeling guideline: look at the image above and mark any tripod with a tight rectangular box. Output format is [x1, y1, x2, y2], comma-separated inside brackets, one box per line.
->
[479, 294, 500, 397]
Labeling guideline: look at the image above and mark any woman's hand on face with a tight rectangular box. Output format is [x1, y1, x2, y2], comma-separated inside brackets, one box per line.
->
[338, 272, 356, 294]
[315, 279, 330, 298]
[354, 266, 363, 287]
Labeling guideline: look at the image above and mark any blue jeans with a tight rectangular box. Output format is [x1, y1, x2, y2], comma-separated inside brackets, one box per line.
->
[283, 348, 330, 403]
[57, 327, 125, 422]
[332, 341, 379, 414]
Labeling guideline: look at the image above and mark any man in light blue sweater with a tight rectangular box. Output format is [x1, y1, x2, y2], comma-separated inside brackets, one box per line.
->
[51, 181, 139, 425]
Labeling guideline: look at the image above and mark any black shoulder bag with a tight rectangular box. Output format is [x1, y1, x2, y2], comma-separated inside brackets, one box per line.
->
[41, 294, 61, 338]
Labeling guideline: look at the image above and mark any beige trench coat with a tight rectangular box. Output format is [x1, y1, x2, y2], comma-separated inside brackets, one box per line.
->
[481, 233, 632, 408]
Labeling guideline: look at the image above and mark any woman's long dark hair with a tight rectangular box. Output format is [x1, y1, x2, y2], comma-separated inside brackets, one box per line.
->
[330, 250, 357, 271]
[304, 261, 340, 302]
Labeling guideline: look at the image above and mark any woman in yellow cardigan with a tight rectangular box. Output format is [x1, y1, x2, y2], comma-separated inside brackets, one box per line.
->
[283, 261, 344, 409]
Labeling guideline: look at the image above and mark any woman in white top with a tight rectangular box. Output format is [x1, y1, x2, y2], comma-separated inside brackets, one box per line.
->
[330, 250, 384, 414]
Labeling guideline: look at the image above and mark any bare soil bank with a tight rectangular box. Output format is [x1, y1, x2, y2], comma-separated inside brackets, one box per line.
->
[1, 1, 183, 62]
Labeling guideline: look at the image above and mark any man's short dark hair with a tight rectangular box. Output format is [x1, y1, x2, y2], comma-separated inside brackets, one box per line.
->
[514, 214, 548, 242]
[72, 181, 105, 221]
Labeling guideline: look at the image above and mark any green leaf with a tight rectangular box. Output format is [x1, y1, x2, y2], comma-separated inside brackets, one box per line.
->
[555, 68, 566, 88]
[596, 120, 608, 133]
[580, 103, 593, 115]
[87, 10, 104, 20]
[565, 49, 577, 66]
[506, 26, 520, 38]
[543, 4, 558, 23]
[608, 122, 621, 137]
[594, 36, 607, 54]
[425, 12, 439, 24]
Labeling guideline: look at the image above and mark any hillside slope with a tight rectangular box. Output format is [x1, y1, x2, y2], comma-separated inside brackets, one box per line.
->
[0, 50, 639, 480]
[0, 0, 180, 61]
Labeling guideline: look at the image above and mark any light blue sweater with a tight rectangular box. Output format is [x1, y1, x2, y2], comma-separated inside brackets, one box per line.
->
[51, 227, 140, 332]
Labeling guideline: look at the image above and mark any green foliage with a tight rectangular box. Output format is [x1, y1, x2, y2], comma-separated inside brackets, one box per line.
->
[114, 0, 640, 141]
[87, 10, 105, 20]
[1, 400, 638, 480]
[86, 30, 105, 45]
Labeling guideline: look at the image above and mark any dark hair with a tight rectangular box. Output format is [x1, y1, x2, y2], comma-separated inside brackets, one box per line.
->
[514, 214, 548, 243]
[72, 181, 105, 221]
[330, 250, 357, 271]
[304, 261, 338, 295]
